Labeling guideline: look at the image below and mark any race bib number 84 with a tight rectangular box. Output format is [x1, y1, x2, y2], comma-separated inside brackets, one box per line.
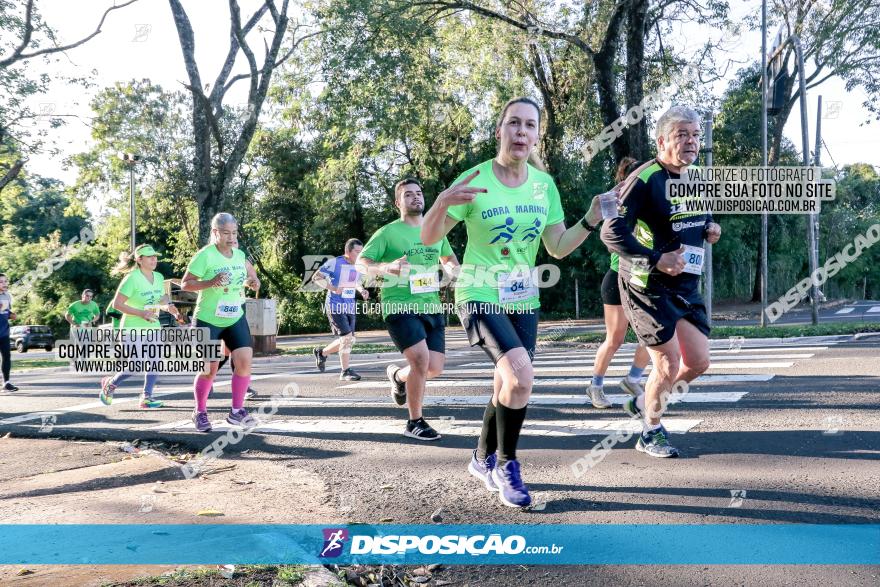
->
[498, 271, 538, 304]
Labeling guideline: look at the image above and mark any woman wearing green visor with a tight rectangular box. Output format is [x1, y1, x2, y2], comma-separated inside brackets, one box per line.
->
[99, 244, 180, 408]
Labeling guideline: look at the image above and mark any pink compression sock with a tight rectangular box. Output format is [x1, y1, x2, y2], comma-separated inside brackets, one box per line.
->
[194, 375, 213, 412]
[231, 373, 250, 410]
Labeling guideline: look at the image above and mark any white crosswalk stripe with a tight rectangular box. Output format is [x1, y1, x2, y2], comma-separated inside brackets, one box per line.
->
[338, 373, 773, 389]
[149, 417, 703, 436]
[464, 353, 814, 367]
[835, 307, 855, 315]
[438, 362, 793, 375]
[280, 391, 747, 407]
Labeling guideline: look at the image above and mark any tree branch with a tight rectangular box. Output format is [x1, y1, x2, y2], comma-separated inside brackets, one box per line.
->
[0, 159, 25, 193]
[0, 0, 141, 69]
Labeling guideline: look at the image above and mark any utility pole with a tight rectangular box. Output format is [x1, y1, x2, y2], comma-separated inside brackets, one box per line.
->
[760, 0, 769, 327]
[702, 111, 714, 327]
[813, 96, 823, 303]
[118, 153, 141, 252]
[792, 36, 819, 325]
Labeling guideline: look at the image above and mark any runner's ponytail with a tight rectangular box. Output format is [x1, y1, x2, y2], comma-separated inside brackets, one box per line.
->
[112, 251, 137, 275]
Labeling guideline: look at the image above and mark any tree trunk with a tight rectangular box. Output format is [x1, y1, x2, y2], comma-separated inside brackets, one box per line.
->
[625, 0, 650, 160]
[528, 45, 565, 175]
[591, 1, 630, 164]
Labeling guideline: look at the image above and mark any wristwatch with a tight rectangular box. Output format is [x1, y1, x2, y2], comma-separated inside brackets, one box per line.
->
[580, 215, 600, 232]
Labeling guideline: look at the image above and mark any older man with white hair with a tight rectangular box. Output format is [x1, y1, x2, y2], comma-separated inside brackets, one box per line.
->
[600, 105, 722, 458]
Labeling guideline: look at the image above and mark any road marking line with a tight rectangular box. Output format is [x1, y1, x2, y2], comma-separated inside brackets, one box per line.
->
[531, 346, 827, 360]
[440, 362, 793, 375]
[281, 391, 747, 407]
[148, 417, 703, 436]
[339, 373, 773, 389]
[0, 350, 468, 425]
[463, 353, 813, 367]
[835, 307, 855, 314]
[867, 306, 880, 313]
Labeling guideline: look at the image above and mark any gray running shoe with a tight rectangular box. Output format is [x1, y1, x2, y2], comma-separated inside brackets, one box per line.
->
[619, 378, 644, 397]
[340, 368, 361, 381]
[587, 384, 612, 408]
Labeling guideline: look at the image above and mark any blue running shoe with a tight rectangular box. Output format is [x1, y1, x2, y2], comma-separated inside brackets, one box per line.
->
[467, 449, 498, 492]
[636, 425, 680, 458]
[490, 460, 532, 508]
[226, 407, 257, 427]
[192, 410, 212, 433]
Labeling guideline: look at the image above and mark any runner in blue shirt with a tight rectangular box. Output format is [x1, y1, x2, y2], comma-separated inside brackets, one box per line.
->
[312, 238, 370, 380]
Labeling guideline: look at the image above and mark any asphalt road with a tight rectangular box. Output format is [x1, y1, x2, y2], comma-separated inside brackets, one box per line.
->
[1, 328, 878, 585]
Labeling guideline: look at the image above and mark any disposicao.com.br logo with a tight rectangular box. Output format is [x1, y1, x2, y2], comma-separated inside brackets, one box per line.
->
[339, 532, 563, 557]
[319, 528, 348, 558]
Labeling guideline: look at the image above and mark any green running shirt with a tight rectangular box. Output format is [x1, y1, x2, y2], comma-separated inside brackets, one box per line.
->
[67, 300, 100, 325]
[446, 160, 564, 311]
[186, 245, 248, 328]
[360, 219, 453, 318]
[116, 270, 164, 330]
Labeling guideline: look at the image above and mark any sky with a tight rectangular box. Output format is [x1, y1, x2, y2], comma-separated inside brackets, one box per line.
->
[19, 0, 880, 187]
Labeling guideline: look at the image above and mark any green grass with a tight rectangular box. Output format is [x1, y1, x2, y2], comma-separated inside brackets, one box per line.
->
[106, 564, 311, 586]
[11, 358, 68, 371]
[539, 321, 880, 345]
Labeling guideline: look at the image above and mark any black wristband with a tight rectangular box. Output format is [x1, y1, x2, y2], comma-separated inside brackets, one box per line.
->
[580, 215, 599, 232]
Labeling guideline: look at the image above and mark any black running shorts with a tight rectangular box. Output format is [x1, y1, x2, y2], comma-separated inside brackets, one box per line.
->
[195, 315, 252, 353]
[600, 268, 621, 306]
[618, 277, 710, 347]
[328, 312, 356, 336]
[458, 302, 539, 365]
[386, 313, 446, 353]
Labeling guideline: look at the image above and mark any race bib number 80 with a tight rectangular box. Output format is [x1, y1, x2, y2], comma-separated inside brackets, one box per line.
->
[682, 245, 705, 275]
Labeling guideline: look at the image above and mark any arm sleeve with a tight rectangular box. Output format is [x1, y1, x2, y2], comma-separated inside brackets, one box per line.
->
[702, 213, 715, 239]
[359, 228, 387, 262]
[118, 274, 136, 298]
[600, 180, 662, 266]
[317, 258, 337, 284]
[445, 202, 470, 222]
[546, 179, 564, 225]
[440, 237, 453, 257]
[186, 249, 207, 279]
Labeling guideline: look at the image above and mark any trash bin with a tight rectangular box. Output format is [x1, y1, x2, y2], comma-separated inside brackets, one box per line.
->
[244, 298, 277, 354]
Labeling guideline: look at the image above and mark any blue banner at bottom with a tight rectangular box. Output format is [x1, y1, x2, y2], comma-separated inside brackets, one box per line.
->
[0, 524, 877, 565]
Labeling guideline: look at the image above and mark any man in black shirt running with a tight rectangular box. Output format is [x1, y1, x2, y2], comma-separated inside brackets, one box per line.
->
[602, 105, 722, 458]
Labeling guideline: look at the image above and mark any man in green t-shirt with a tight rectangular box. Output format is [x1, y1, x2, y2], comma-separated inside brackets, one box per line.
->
[65, 289, 100, 327]
[357, 178, 458, 441]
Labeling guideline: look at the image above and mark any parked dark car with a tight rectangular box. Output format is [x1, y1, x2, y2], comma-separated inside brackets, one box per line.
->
[10, 325, 55, 352]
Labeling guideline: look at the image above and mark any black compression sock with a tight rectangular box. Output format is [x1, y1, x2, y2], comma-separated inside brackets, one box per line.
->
[496, 403, 528, 466]
[476, 400, 498, 461]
